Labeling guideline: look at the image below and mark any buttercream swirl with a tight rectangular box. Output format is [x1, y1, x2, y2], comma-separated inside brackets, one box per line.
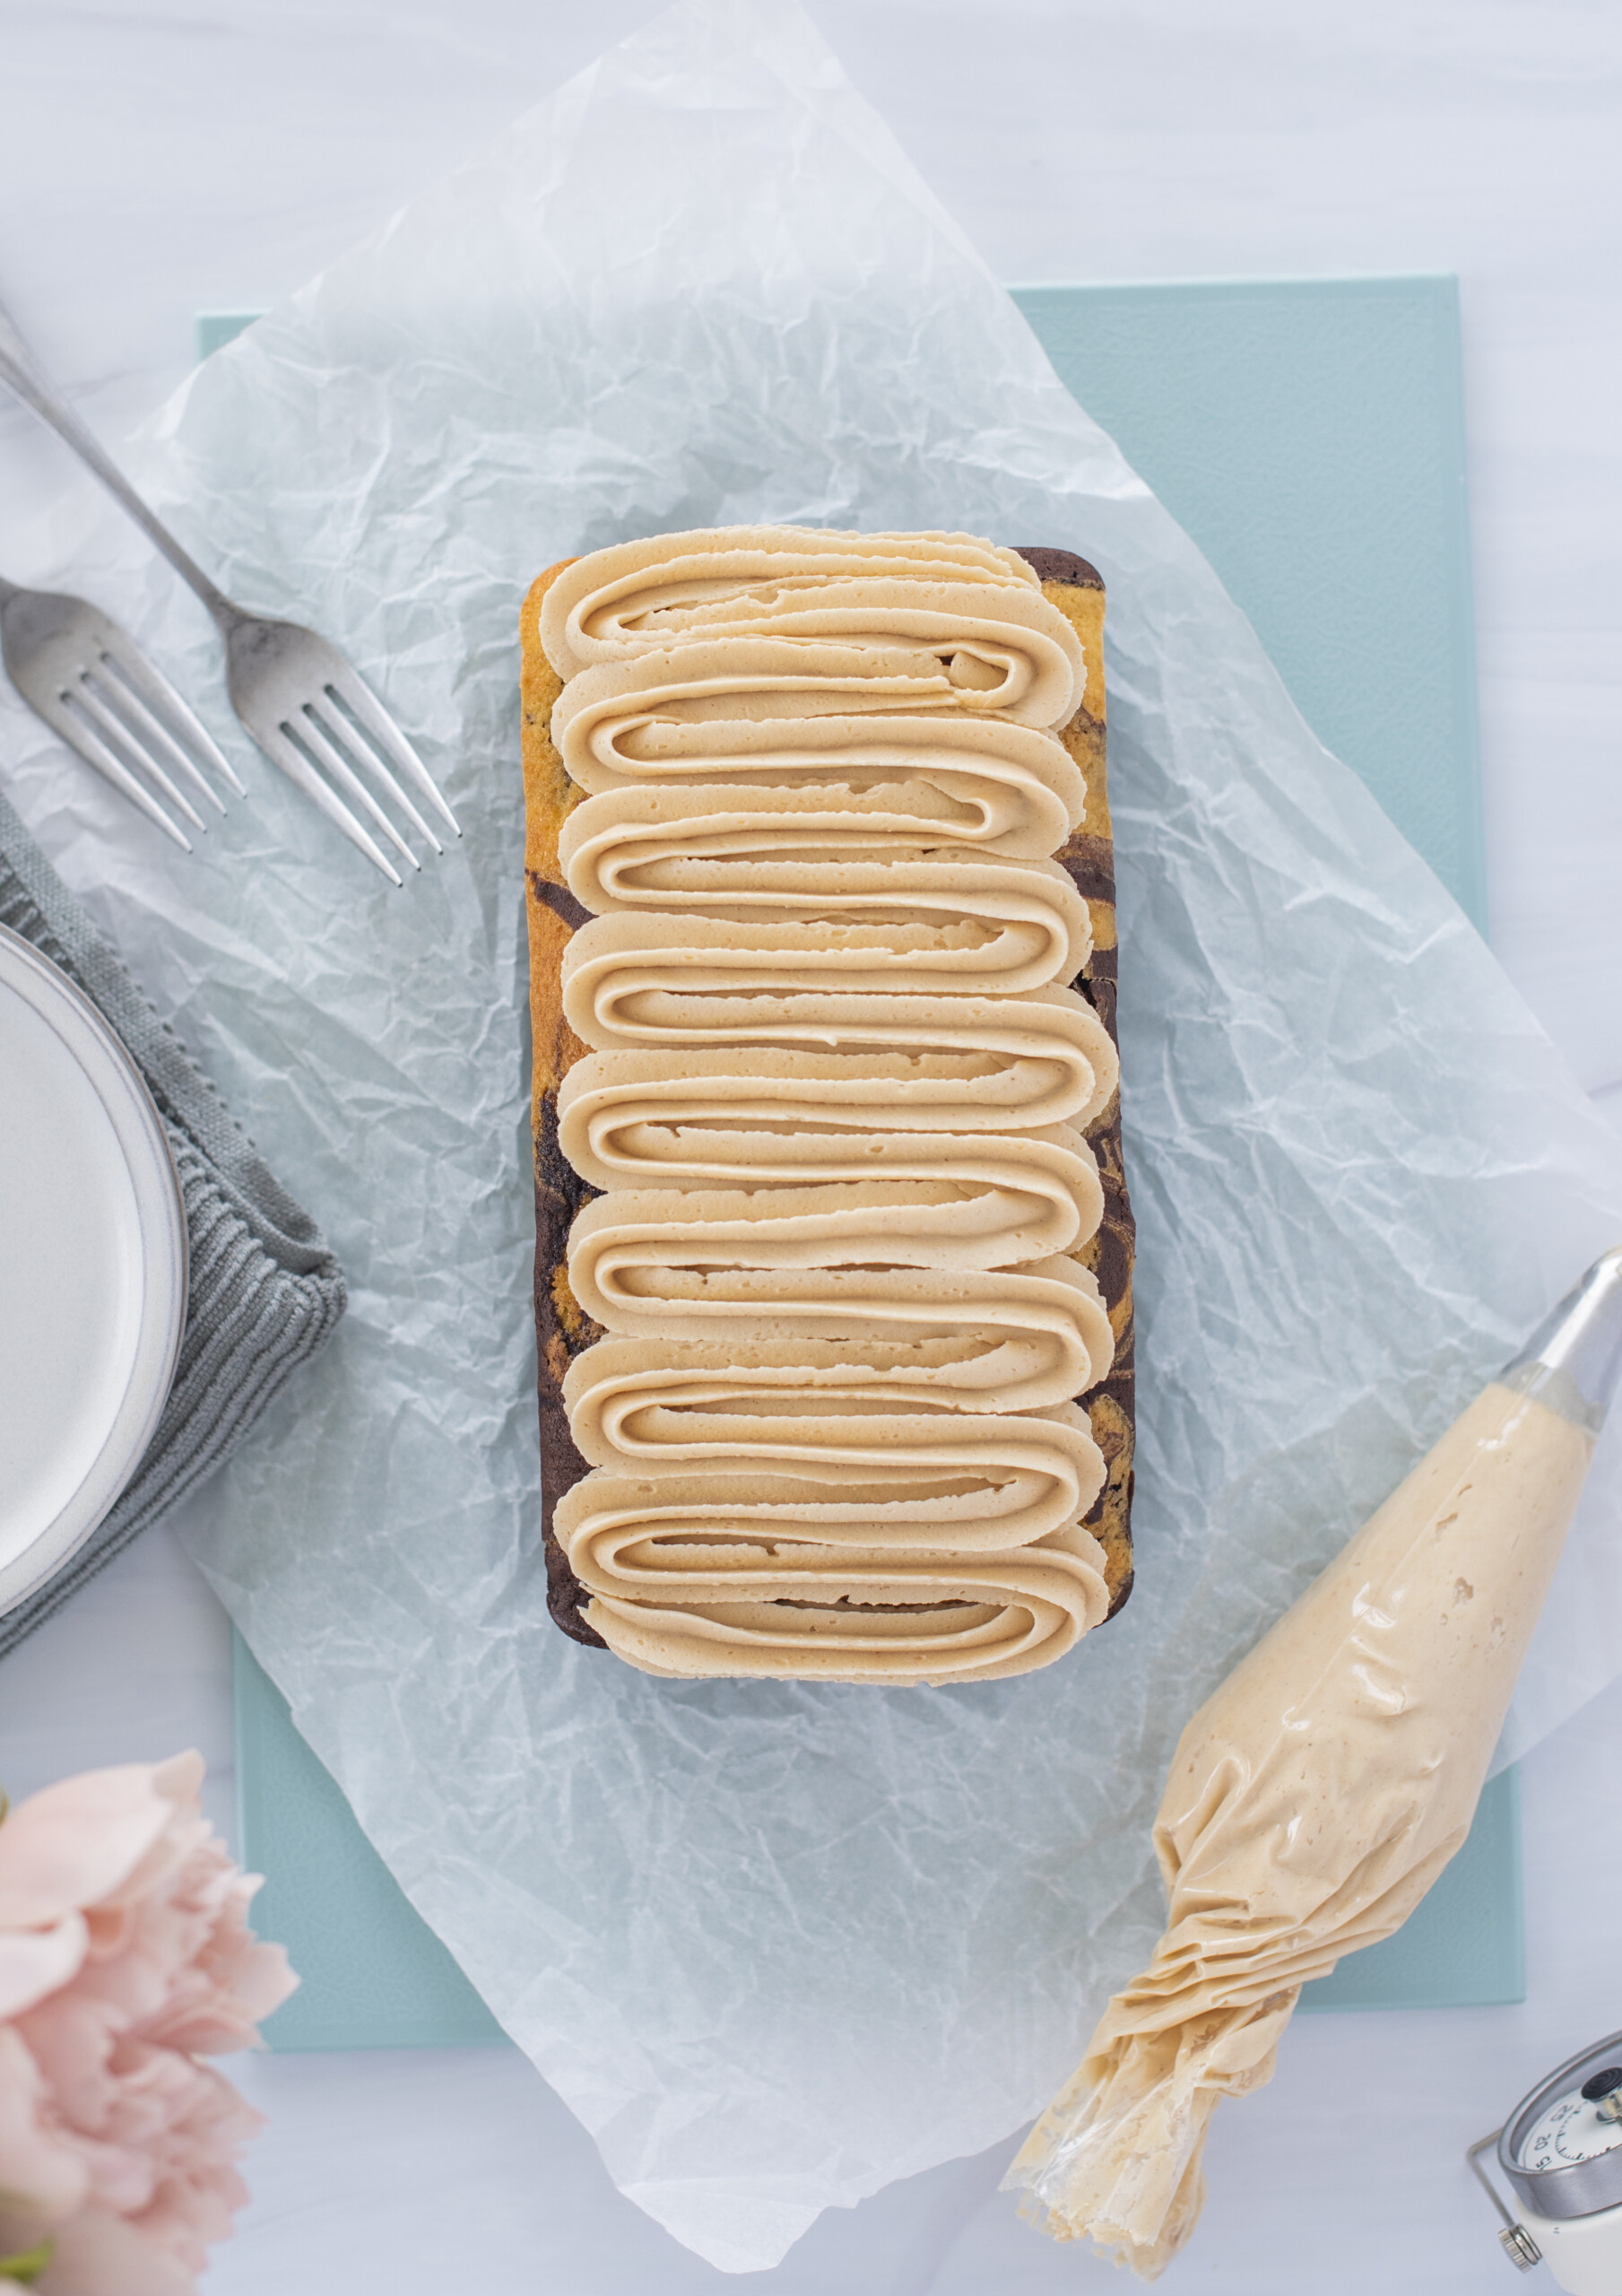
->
[555, 1485, 1110, 1683]
[541, 527, 1078, 680]
[558, 1046, 1116, 1147]
[568, 1213, 1114, 1402]
[556, 1107, 1102, 1224]
[551, 704, 1086, 866]
[562, 885, 1088, 981]
[556, 765, 1081, 865]
[564, 1336, 1112, 1437]
[542, 525, 1117, 1684]
[560, 1573, 1109, 1684]
[561, 936, 1115, 1095]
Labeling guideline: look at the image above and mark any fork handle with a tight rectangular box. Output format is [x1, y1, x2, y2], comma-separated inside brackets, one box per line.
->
[0, 293, 239, 631]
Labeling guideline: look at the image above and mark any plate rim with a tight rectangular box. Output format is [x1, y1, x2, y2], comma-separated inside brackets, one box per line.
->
[0, 921, 187, 1613]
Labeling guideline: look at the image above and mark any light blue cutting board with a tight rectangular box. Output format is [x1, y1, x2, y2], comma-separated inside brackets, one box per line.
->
[214, 276, 1517, 2049]
[1013, 277, 1487, 933]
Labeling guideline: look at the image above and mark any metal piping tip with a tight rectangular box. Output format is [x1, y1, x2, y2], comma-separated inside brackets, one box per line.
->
[1502, 1246, 1622, 1433]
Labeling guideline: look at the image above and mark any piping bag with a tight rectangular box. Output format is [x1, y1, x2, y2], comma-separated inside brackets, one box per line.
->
[1006, 1247, 1622, 2277]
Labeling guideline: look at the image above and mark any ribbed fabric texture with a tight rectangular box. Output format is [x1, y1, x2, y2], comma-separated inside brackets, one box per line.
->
[0, 791, 347, 1655]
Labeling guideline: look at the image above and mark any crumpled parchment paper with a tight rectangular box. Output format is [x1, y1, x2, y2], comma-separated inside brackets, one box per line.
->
[3, 0, 1620, 2272]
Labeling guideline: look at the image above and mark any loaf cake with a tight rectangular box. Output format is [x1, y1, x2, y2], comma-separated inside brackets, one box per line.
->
[520, 528, 1134, 1683]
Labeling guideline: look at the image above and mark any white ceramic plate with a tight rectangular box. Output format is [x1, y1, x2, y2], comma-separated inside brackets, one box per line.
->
[0, 923, 186, 1615]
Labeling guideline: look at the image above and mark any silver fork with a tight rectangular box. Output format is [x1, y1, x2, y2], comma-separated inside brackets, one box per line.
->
[0, 574, 244, 849]
[0, 294, 458, 885]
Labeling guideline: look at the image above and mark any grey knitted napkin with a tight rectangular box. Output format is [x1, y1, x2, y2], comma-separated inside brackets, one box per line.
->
[0, 790, 346, 1655]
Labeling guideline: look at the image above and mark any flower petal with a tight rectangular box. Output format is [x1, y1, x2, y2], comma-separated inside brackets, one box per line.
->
[0, 2027, 88, 2252]
[11, 1990, 119, 2136]
[0, 1754, 287, 2290]
[33, 2204, 194, 2296]
[0, 1770, 192, 1931]
[0, 1923, 87, 2024]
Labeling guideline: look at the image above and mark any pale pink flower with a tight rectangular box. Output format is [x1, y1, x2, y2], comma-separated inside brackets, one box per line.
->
[0, 1752, 296, 2293]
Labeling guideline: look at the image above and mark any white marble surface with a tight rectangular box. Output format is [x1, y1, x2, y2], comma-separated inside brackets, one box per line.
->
[1, 2, 1619, 2289]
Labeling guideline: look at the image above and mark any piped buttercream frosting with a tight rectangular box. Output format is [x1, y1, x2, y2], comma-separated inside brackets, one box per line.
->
[541, 525, 1116, 1683]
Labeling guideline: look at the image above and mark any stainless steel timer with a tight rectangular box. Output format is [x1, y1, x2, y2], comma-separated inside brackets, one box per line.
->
[1470, 2032, 1622, 2292]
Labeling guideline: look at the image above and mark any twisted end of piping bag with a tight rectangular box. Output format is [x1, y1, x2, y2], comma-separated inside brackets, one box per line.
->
[1003, 1246, 1622, 2278]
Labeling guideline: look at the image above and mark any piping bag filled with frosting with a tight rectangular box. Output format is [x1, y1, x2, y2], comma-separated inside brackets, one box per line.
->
[1007, 1247, 1622, 2276]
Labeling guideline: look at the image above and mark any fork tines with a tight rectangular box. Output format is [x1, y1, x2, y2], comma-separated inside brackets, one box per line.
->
[226, 620, 461, 888]
[67, 639, 245, 847]
[272, 679, 449, 887]
[0, 584, 243, 852]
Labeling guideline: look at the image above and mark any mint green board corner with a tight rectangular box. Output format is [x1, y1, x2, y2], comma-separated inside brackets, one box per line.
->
[232, 1632, 502, 2048]
[214, 276, 1517, 2049]
[1012, 276, 1487, 934]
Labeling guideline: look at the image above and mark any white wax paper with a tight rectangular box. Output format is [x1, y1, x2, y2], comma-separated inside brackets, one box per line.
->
[4, 0, 1621, 2271]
